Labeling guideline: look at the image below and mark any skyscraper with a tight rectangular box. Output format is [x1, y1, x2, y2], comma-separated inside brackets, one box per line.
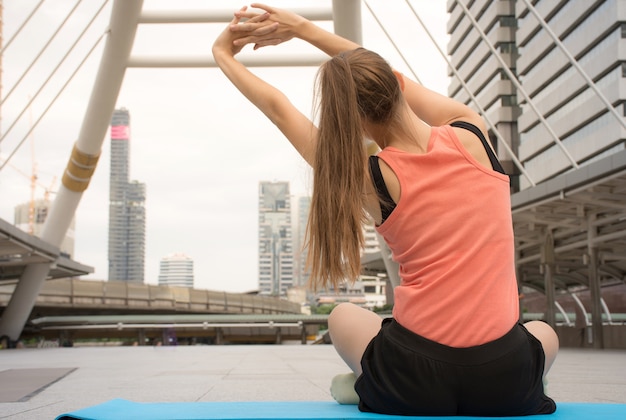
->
[258, 181, 293, 296]
[108, 108, 146, 283]
[294, 195, 311, 288]
[158, 253, 194, 288]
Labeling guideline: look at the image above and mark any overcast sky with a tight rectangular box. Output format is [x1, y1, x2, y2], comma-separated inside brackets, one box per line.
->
[0, 0, 450, 293]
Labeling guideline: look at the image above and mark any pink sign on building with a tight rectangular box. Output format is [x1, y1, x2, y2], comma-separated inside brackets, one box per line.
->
[111, 125, 129, 140]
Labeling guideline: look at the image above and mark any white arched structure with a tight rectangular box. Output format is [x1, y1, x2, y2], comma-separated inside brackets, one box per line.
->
[2, 1, 625, 350]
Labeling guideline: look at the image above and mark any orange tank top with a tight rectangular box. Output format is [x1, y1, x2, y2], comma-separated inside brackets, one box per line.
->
[376, 125, 519, 347]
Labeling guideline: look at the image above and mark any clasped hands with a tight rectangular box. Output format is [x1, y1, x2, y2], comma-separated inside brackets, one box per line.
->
[216, 3, 303, 54]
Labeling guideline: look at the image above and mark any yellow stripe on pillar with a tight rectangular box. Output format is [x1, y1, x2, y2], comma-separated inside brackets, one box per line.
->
[62, 144, 101, 192]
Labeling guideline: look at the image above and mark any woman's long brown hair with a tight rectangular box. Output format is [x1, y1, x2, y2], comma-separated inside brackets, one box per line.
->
[306, 48, 403, 291]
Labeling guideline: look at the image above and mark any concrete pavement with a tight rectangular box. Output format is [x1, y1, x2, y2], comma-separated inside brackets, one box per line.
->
[0, 345, 625, 419]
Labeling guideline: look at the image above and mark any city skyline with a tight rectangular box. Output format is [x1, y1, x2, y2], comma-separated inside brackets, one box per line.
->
[0, 1, 450, 292]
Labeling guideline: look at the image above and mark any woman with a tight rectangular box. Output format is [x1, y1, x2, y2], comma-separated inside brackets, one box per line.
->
[213, 4, 558, 416]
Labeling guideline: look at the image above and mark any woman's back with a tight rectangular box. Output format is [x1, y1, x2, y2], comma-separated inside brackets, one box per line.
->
[376, 125, 519, 347]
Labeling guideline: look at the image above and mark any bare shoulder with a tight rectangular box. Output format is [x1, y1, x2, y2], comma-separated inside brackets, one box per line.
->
[449, 119, 493, 170]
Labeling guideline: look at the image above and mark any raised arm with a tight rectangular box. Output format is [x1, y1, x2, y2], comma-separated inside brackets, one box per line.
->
[212, 9, 316, 165]
[233, 5, 487, 137]
[398, 74, 487, 133]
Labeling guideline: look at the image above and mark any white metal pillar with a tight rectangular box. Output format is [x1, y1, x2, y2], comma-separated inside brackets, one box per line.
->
[0, 0, 144, 341]
[541, 231, 556, 328]
[332, 0, 362, 45]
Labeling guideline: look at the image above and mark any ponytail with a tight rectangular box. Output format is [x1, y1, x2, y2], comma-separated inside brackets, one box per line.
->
[306, 53, 367, 291]
[305, 48, 402, 292]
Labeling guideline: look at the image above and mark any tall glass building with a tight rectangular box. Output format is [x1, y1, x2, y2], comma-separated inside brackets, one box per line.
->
[294, 195, 311, 288]
[108, 108, 146, 283]
[258, 181, 294, 296]
[158, 253, 194, 288]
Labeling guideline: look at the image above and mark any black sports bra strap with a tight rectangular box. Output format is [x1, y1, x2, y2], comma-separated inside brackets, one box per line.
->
[368, 155, 395, 222]
[450, 121, 506, 174]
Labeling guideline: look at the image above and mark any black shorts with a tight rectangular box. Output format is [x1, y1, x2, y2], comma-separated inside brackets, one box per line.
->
[355, 318, 556, 416]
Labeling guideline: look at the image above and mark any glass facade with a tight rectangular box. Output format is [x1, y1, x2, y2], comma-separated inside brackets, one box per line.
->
[448, 0, 626, 190]
[108, 108, 146, 283]
[258, 181, 294, 296]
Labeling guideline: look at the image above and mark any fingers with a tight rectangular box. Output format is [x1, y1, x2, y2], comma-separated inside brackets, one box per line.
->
[229, 5, 246, 25]
[250, 3, 274, 13]
[230, 24, 278, 44]
[234, 10, 268, 21]
[229, 5, 278, 49]
[230, 19, 276, 34]
[252, 22, 279, 36]
[233, 33, 279, 47]
[253, 39, 282, 50]
[232, 35, 256, 47]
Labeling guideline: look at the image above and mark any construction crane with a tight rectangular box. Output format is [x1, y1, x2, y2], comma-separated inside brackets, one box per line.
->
[0, 156, 57, 235]
[28, 94, 37, 234]
[0, 1, 57, 235]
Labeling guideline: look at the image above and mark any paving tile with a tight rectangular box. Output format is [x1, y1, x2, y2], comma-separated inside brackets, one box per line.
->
[0, 345, 624, 419]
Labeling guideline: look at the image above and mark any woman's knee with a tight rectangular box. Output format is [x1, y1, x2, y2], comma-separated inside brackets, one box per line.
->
[328, 303, 359, 333]
[327, 303, 382, 374]
[524, 320, 559, 373]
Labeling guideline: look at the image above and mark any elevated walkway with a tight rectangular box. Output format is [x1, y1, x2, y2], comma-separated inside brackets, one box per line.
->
[0, 278, 304, 344]
[29, 313, 327, 346]
[0, 277, 301, 316]
[0, 219, 92, 281]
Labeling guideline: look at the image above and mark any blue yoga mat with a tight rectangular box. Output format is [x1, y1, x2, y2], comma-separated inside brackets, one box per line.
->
[55, 400, 626, 420]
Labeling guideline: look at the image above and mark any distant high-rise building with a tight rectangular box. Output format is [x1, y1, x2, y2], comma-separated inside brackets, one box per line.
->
[158, 253, 194, 288]
[294, 195, 311, 288]
[14, 198, 75, 257]
[108, 108, 146, 283]
[362, 218, 379, 255]
[258, 181, 293, 296]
